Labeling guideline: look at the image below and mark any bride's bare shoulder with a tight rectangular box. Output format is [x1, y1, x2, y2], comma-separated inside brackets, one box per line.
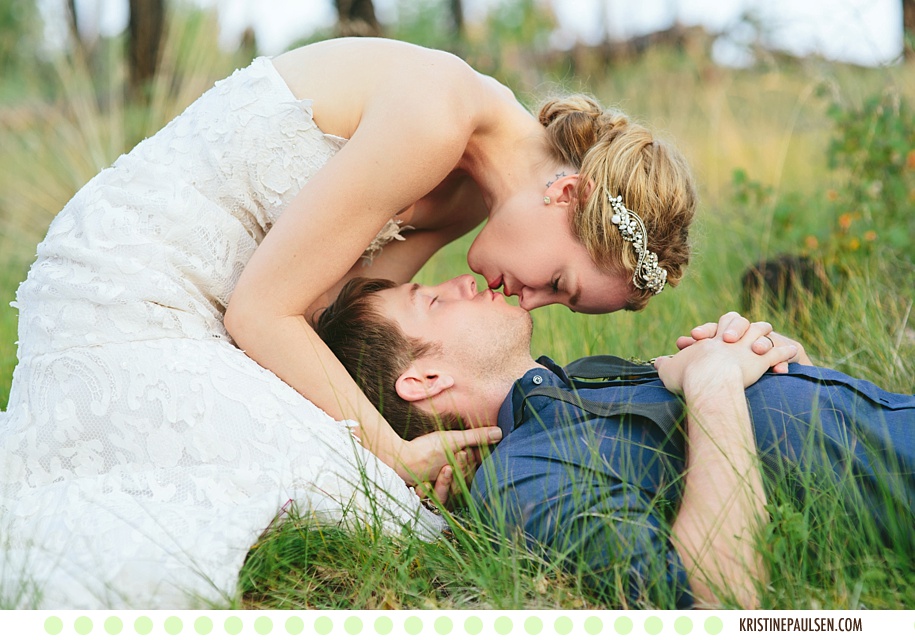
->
[274, 38, 479, 89]
[273, 39, 502, 136]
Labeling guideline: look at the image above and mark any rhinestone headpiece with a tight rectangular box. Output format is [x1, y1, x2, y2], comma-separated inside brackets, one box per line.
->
[608, 194, 667, 295]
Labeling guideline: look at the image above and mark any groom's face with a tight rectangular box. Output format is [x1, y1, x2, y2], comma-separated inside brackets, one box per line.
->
[374, 274, 533, 372]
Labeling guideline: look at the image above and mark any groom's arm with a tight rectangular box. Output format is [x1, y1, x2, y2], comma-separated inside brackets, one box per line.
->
[656, 314, 797, 608]
[669, 375, 767, 608]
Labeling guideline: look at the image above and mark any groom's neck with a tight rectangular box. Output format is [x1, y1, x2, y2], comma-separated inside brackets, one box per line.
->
[456, 355, 545, 426]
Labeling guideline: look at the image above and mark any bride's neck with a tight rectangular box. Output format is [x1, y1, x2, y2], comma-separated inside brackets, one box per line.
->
[459, 111, 553, 210]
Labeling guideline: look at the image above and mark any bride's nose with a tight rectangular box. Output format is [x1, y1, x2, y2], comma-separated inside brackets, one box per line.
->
[518, 286, 544, 311]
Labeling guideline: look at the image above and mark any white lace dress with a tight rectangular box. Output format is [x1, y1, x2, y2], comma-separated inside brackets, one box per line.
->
[0, 57, 442, 609]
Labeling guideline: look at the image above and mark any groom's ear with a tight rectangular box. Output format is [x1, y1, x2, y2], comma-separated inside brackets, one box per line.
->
[394, 361, 455, 402]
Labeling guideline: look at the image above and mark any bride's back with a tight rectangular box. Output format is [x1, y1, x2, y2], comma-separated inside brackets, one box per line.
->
[271, 37, 496, 144]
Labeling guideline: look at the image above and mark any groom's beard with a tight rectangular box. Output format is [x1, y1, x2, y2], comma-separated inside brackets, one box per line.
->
[448, 309, 535, 387]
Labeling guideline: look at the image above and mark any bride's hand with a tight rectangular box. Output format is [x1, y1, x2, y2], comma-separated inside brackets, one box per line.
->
[397, 426, 502, 488]
[655, 313, 799, 394]
[413, 449, 478, 508]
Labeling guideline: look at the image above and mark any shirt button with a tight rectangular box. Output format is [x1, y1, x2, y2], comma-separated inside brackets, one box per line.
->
[532, 375, 543, 385]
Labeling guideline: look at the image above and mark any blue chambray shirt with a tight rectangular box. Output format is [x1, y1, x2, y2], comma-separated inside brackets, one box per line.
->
[470, 356, 915, 609]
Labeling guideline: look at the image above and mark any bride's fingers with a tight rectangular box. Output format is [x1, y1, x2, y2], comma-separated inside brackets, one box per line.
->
[676, 335, 697, 350]
[414, 480, 434, 501]
[442, 426, 503, 452]
[432, 465, 454, 505]
[415, 466, 453, 505]
[452, 450, 475, 486]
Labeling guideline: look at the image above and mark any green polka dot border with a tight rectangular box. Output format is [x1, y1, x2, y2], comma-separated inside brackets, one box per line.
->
[374, 616, 393, 635]
[313, 616, 333, 636]
[134, 616, 153, 635]
[464, 616, 483, 636]
[675, 615, 694, 635]
[554, 615, 573, 635]
[43, 617, 63, 635]
[286, 616, 305, 635]
[104, 616, 124, 635]
[704, 615, 724, 635]
[163, 616, 182, 635]
[524, 616, 543, 635]
[494, 616, 513, 635]
[194, 616, 213, 635]
[615, 616, 634, 635]
[224, 616, 243, 635]
[74, 616, 93, 635]
[404, 615, 423, 635]
[645, 615, 664, 635]
[44, 616, 64, 636]
[254, 615, 273, 635]
[344, 616, 362, 635]
[31, 612, 740, 637]
[434, 616, 453, 635]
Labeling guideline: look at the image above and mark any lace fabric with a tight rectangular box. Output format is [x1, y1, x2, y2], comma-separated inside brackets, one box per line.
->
[362, 218, 413, 265]
[0, 58, 441, 609]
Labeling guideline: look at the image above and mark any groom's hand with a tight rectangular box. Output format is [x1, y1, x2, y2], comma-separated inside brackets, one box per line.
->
[656, 313, 799, 393]
[675, 312, 812, 372]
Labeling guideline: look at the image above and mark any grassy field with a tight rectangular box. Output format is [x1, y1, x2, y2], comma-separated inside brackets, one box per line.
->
[1, 8, 914, 610]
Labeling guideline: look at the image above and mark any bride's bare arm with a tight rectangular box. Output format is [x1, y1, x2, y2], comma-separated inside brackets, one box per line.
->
[224, 58, 497, 480]
[655, 315, 799, 607]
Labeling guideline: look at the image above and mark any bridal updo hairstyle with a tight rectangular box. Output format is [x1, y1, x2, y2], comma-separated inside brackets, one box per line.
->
[539, 95, 697, 310]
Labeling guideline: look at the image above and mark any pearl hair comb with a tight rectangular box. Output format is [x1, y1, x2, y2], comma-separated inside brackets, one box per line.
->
[608, 194, 667, 295]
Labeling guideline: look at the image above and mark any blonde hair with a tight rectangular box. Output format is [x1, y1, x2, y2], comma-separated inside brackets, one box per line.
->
[539, 95, 697, 310]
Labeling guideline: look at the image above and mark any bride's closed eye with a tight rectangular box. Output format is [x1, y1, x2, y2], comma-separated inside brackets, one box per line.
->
[550, 277, 561, 294]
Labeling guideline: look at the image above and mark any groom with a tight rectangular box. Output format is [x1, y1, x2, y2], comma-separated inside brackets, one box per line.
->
[315, 275, 915, 608]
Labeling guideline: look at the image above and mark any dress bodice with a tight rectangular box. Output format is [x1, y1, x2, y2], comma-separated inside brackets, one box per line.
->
[14, 57, 405, 356]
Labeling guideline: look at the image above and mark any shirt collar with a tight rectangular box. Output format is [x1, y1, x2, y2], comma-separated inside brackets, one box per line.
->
[495, 356, 567, 439]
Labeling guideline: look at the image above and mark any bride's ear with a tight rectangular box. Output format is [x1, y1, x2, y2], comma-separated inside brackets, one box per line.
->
[546, 174, 595, 206]
[394, 363, 455, 402]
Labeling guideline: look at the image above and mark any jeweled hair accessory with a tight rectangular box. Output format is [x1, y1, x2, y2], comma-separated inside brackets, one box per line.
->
[608, 194, 667, 295]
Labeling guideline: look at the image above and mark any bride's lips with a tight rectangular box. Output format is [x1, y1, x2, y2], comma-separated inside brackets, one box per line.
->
[487, 275, 503, 291]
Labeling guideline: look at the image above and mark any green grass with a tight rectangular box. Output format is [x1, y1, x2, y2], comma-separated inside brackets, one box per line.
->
[1, 7, 914, 610]
[238, 506, 592, 610]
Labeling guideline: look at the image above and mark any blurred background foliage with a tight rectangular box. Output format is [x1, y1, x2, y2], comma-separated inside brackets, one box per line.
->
[1, 0, 913, 402]
[0, 0, 914, 609]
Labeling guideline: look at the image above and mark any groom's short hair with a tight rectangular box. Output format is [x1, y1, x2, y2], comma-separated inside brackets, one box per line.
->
[315, 277, 462, 440]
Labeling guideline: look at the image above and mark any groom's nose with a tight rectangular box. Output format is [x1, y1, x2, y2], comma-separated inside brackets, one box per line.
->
[450, 274, 477, 298]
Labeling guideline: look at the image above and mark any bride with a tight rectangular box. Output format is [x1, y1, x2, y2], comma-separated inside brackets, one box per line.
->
[0, 37, 696, 608]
